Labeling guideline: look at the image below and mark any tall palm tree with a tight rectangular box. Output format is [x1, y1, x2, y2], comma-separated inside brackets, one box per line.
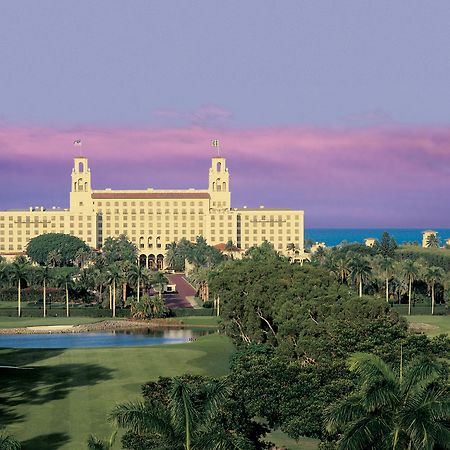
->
[334, 257, 351, 284]
[10, 257, 30, 317]
[109, 378, 241, 450]
[377, 257, 395, 303]
[402, 260, 419, 316]
[35, 266, 51, 317]
[325, 352, 450, 450]
[349, 257, 372, 298]
[106, 264, 120, 318]
[424, 266, 444, 315]
[55, 269, 75, 317]
[128, 264, 150, 303]
[165, 241, 178, 270]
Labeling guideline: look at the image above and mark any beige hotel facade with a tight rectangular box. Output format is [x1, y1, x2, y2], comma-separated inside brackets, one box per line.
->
[0, 155, 305, 268]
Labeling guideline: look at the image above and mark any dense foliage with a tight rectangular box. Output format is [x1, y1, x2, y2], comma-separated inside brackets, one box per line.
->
[26, 233, 89, 266]
[102, 234, 138, 264]
[112, 375, 269, 450]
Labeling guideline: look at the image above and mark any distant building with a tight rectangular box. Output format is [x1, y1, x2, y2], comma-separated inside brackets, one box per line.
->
[364, 237, 377, 247]
[310, 242, 326, 254]
[0, 155, 305, 267]
[422, 230, 438, 248]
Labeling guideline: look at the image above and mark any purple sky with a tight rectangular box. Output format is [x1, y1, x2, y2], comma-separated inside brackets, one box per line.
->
[1, 1, 449, 227]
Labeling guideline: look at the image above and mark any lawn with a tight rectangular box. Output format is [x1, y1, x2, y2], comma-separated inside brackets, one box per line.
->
[406, 315, 450, 336]
[267, 429, 319, 450]
[171, 315, 220, 326]
[0, 333, 234, 450]
[0, 317, 103, 328]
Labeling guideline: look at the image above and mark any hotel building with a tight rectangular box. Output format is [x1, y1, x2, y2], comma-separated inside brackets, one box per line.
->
[0, 155, 305, 268]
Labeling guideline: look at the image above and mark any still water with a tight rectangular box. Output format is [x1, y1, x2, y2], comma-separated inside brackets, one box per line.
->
[0, 328, 212, 349]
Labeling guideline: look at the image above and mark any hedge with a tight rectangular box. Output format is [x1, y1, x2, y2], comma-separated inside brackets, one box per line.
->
[0, 287, 66, 302]
[169, 308, 215, 317]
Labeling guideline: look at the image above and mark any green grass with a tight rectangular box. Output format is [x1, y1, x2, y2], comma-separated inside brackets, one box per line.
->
[266, 429, 319, 450]
[0, 333, 234, 450]
[171, 316, 220, 326]
[0, 317, 103, 328]
[406, 315, 450, 336]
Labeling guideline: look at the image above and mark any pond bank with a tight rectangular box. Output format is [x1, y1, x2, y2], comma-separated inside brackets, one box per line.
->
[0, 318, 218, 335]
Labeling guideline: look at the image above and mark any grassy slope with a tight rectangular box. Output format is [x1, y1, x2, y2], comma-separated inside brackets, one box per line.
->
[171, 316, 221, 326]
[0, 334, 234, 450]
[406, 315, 450, 336]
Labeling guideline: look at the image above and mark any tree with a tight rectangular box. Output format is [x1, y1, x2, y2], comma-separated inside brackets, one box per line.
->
[0, 433, 21, 450]
[74, 247, 93, 268]
[110, 376, 261, 450]
[374, 232, 398, 258]
[349, 257, 372, 297]
[151, 272, 168, 299]
[325, 353, 450, 450]
[424, 266, 444, 315]
[402, 260, 419, 315]
[26, 233, 89, 266]
[128, 264, 150, 303]
[35, 265, 51, 317]
[46, 249, 62, 268]
[102, 235, 137, 265]
[87, 431, 117, 450]
[106, 264, 121, 317]
[376, 256, 395, 303]
[10, 257, 30, 317]
[126, 294, 167, 320]
[426, 233, 440, 248]
[54, 268, 77, 317]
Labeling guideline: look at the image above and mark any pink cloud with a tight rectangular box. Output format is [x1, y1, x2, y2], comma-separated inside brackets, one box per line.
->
[1, 123, 450, 227]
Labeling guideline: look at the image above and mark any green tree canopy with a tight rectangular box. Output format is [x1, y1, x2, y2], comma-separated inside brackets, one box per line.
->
[102, 234, 137, 265]
[26, 233, 89, 266]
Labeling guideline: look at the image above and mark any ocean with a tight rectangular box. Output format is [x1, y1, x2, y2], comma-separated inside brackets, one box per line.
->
[304, 229, 450, 248]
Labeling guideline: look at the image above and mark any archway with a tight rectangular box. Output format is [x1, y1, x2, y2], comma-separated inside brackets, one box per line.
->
[139, 254, 147, 267]
[148, 254, 156, 271]
[156, 254, 164, 271]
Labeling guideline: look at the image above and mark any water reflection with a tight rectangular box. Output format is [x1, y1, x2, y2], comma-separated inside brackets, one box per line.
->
[0, 328, 213, 349]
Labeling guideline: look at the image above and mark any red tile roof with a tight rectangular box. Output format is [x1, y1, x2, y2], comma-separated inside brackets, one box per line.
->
[92, 192, 210, 200]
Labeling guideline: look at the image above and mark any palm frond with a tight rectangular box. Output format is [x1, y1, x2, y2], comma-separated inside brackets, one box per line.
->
[325, 395, 365, 433]
[0, 434, 21, 450]
[109, 400, 175, 439]
[170, 378, 198, 436]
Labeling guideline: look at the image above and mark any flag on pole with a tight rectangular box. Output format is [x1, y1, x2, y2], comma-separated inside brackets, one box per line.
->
[212, 139, 219, 147]
[73, 139, 82, 147]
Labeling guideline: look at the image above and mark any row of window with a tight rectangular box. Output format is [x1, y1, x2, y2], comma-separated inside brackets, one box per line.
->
[96, 201, 206, 207]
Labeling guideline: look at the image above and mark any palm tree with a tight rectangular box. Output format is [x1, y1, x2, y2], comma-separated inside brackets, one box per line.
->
[426, 234, 440, 248]
[424, 266, 444, 315]
[165, 241, 178, 270]
[87, 431, 116, 450]
[377, 257, 395, 303]
[349, 257, 372, 297]
[35, 266, 51, 317]
[0, 433, 21, 450]
[334, 257, 351, 284]
[109, 378, 240, 450]
[106, 264, 120, 318]
[74, 248, 93, 268]
[128, 264, 150, 303]
[55, 269, 75, 317]
[151, 272, 168, 299]
[402, 260, 419, 316]
[325, 352, 450, 450]
[46, 249, 61, 268]
[10, 257, 30, 317]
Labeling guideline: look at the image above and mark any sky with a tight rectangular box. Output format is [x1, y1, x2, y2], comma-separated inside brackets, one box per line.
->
[0, 1, 449, 227]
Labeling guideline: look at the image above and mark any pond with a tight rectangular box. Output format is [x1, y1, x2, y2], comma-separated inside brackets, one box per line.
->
[0, 328, 213, 349]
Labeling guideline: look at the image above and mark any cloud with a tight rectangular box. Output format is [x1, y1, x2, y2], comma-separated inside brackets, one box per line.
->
[153, 104, 233, 127]
[1, 123, 450, 227]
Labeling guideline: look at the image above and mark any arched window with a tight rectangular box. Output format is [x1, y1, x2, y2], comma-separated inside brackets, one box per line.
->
[148, 236, 153, 248]
[212, 182, 215, 190]
[216, 178, 221, 191]
[78, 162, 84, 173]
[139, 237, 144, 249]
[217, 162, 221, 172]
[222, 182, 226, 191]
[84, 182, 88, 191]
[78, 178, 83, 191]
